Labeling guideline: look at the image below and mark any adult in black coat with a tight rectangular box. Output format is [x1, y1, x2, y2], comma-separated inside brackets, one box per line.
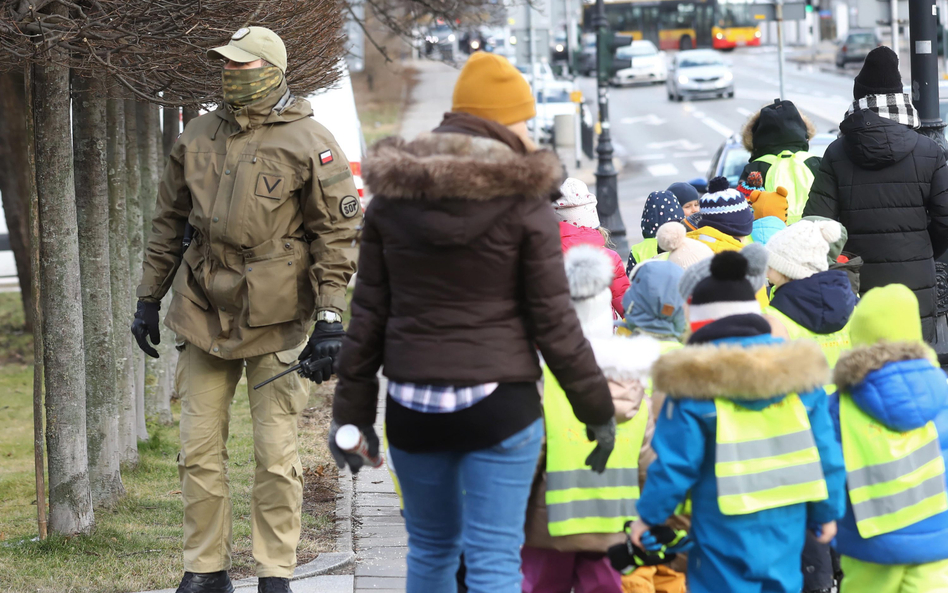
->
[804, 46, 948, 341]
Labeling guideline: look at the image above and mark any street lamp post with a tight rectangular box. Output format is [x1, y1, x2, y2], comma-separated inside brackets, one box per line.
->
[592, 0, 629, 257]
[909, 0, 948, 155]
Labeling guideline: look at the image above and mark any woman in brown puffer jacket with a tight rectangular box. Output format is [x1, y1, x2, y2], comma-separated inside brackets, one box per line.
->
[331, 52, 616, 593]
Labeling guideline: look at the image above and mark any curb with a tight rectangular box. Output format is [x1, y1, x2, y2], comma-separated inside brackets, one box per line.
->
[135, 468, 356, 593]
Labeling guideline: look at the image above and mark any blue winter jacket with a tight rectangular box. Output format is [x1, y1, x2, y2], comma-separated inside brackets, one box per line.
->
[830, 341, 948, 565]
[642, 332, 847, 593]
[769, 270, 855, 335]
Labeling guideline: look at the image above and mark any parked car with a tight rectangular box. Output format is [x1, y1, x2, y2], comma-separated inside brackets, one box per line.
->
[528, 81, 579, 143]
[303, 63, 368, 207]
[610, 40, 667, 86]
[424, 22, 457, 59]
[705, 132, 836, 188]
[666, 50, 733, 101]
[835, 29, 880, 68]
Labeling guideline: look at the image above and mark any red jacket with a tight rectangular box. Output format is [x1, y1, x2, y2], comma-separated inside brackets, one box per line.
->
[558, 222, 630, 315]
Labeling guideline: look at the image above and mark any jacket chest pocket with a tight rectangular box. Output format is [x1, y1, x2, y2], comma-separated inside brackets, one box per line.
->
[245, 249, 301, 327]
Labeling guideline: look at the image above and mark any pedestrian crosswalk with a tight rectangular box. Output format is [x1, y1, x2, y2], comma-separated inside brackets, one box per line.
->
[641, 159, 713, 179]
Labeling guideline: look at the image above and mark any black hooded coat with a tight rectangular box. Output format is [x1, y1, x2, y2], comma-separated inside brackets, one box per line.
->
[739, 99, 821, 185]
[804, 108, 948, 341]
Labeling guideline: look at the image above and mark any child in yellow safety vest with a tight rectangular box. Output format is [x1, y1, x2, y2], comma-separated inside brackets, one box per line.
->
[523, 245, 663, 593]
[686, 177, 755, 254]
[626, 191, 685, 276]
[627, 250, 847, 593]
[830, 284, 948, 593]
[615, 259, 693, 593]
[764, 220, 855, 593]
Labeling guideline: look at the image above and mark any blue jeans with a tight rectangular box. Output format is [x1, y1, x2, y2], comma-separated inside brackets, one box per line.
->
[389, 418, 544, 593]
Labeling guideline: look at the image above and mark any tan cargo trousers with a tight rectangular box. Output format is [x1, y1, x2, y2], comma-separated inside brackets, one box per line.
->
[176, 342, 308, 578]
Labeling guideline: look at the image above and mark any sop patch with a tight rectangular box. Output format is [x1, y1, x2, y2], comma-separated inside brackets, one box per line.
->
[255, 173, 286, 200]
[340, 195, 360, 219]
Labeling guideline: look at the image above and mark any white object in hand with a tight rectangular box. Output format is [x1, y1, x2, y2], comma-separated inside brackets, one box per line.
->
[335, 424, 383, 468]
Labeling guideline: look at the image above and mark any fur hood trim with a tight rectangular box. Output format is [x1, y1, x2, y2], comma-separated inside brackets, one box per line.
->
[653, 339, 829, 399]
[741, 109, 817, 152]
[363, 132, 564, 201]
[834, 341, 935, 391]
[589, 335, 661, 382]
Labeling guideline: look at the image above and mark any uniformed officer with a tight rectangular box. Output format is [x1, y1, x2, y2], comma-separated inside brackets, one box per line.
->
[132, 26, 362, 593]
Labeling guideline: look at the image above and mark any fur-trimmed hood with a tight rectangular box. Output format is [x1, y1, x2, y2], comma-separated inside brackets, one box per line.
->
[833, 341, 948, 432]
[741, 101, 816, 157]
[589, 335, 661, 382]
[364, 132, 564, 201]
[652, 337, 829, 401]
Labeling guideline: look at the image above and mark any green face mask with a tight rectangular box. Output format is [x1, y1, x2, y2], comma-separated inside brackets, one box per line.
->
[222, 66, 283, 109]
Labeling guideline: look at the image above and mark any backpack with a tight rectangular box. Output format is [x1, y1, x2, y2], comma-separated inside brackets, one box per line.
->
[754, 150, 816, 224]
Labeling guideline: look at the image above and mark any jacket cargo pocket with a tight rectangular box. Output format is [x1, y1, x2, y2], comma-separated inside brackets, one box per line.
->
[246, 253, 299, 327]
[171, 247, 210, 310]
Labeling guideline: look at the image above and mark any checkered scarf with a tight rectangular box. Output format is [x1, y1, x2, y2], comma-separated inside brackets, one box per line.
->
[846, 93, 920, 129]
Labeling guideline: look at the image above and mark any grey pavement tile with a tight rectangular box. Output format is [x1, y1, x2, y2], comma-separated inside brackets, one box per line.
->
[356, 506, 405, 517]
[355, 558, 408, 578]
[355, 492, 402, 507]
[357, 546, 409, 561]
[292, 575, 354, 593]
[356, 524, 407, 538]
[355, 576, 407, 590]
[355, 536, 407, 548]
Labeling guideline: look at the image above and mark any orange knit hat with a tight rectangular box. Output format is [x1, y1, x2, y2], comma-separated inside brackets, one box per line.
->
[452, 52, 536, 125]
[748, 186, 789, 222]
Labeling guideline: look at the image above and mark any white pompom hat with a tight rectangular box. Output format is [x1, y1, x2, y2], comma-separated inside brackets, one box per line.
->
[765, 219, 843, 280]
[555, 178, 601, 229]
[656, 221, 713, 270]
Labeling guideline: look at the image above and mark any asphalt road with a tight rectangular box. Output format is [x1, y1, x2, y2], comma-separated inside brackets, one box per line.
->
[578, 46, 862, 244]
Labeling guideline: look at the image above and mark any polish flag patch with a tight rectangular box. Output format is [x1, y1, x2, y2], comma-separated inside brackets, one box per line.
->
[319, 150, 334, 165]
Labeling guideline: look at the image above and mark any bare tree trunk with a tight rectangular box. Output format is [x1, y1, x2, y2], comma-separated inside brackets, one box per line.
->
[24, 63, 48, 541]
[73, 73, 124, 507]
[107, 99, 138, 468]
[162, 106, 179, 161]
[0, 71, 34, 331]
[182, 107, 199, 129]
[139, 103, 173, 425]
[125, 99, 148, 443]
[33, 53, 94, 536]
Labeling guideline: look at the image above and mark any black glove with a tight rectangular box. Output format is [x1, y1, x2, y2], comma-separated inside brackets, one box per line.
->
[131, 300, 161, 358]
[585, 417, 616, 474]
[328, 420, 379, 474]
[298, 320, 345, 382]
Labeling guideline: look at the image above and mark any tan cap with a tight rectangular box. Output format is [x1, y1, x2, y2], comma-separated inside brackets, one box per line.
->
[207, 26, 288, 73]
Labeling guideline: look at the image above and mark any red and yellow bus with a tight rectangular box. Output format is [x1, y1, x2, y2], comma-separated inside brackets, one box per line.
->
[582, 0, 761, 51]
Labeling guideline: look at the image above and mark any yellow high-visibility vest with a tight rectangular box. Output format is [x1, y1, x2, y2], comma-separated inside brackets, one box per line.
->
[766, 306, 850, 393]
[543, 366, 648, 536]
[715, 394, 828, 515]
[840, 394, 948, 538]
[629, 238, 659, 267]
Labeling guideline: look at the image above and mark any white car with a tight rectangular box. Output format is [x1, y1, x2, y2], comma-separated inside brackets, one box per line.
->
[611, 41, 667, 86]
[304, 63, 368, 207]
[666, 50, 734, 101]
[529, 82, 578, 143]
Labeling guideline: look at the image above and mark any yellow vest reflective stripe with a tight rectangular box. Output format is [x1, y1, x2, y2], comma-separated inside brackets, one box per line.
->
[754, 150, 816, 224]
[544, 365, 647, 535]
[765, 306, 851, 392]
[840, 395, 948, 538]
[630, 238, 659, 266]
[715, 394, 828, 515]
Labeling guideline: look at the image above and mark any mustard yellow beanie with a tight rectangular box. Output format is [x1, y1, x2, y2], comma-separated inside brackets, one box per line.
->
[452, 52, 536, 126]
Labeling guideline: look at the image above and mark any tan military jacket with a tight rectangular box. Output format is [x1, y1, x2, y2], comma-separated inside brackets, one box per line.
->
[138, 83, 362, 359]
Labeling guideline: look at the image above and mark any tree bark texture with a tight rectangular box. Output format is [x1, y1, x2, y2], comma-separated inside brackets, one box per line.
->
[0, 71, 34, 331]
[124, 99, 148, 443]
[139, 103, 174, 425]
[73, 73, 124, 507]
[33, 57, 95, 536]
[107, 99, 138, 468]
[162, 106, 179, 161]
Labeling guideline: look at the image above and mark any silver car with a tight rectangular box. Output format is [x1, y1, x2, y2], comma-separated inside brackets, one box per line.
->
[666, 50, 734, 102]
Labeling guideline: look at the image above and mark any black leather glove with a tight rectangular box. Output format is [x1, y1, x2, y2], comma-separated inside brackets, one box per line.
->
[299, 356, 334, 384]
[328, 420, 380, 474]
[585, 417, 617, 474]
[298, 320, 345, 382]
[131, 300, 160, 358]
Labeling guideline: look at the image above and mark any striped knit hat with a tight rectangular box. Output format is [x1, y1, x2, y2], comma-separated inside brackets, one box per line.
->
[688, 251, 761, 332]
[699, 176, 754, 237]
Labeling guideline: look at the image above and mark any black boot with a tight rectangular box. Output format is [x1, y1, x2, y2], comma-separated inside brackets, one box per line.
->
[258, 577, 292, 593]
[175, 571, 235, 593]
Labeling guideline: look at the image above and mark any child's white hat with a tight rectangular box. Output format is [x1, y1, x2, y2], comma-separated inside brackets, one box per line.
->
[555, 178, 600, 229]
